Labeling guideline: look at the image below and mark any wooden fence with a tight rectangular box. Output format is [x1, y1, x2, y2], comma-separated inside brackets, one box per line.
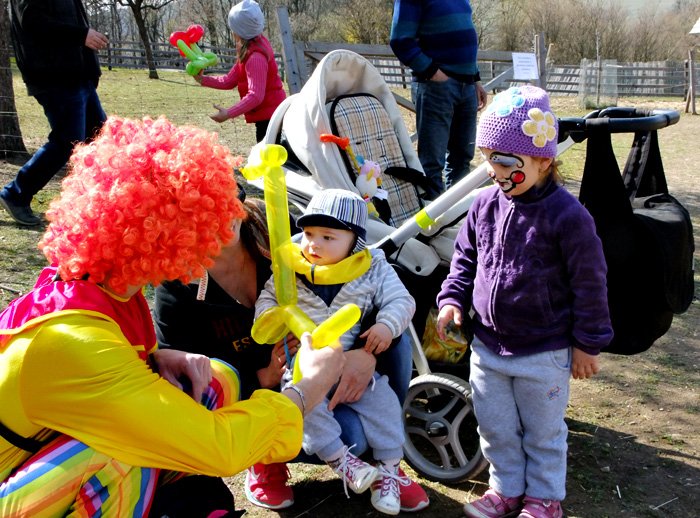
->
[100, 39, 697, 100]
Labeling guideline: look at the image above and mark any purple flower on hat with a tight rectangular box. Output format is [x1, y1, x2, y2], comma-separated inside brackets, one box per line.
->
[488, 87, 526, 117]
[522, 108, 557, 149]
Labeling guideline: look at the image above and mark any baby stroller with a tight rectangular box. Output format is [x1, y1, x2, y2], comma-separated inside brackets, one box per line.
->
[255, 49, 690, 484]
[257, 49, 490, 483]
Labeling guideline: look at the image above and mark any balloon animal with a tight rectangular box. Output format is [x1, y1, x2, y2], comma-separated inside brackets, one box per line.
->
[169, 24, 218, 77]
[241, 144, 361, 383]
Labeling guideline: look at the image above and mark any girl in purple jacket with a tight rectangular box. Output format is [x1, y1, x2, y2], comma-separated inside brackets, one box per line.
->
[436, 86, 613, 518]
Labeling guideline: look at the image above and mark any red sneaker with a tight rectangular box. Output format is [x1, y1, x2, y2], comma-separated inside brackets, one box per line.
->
[244, 462, 294, 510]
[398, 467, 430, 512]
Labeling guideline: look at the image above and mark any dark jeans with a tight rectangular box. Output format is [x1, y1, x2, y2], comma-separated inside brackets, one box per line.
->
[412, 78, 479, 200]
[2, 81, 106, 205]
[292, 331, 413, 463]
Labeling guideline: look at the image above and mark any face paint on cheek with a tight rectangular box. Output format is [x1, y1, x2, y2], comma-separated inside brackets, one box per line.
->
[510, 170, 526, 184]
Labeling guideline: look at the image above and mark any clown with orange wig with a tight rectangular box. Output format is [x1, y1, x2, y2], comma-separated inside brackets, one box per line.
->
[0, 116, 343, 516]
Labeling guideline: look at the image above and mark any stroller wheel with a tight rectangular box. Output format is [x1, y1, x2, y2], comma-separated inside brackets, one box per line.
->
[403, 373, 487, 484]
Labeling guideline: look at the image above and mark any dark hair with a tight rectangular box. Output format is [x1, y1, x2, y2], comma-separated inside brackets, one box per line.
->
[239, 197, 271, 262]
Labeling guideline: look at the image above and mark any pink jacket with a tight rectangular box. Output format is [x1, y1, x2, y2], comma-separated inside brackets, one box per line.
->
[200, 35, 286, 123]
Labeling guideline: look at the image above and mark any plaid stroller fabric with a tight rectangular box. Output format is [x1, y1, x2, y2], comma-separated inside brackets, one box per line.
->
[329, 93, 424, 227]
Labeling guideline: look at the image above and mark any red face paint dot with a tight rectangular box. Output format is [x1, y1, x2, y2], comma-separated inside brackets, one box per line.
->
[511, 171, 526, 184]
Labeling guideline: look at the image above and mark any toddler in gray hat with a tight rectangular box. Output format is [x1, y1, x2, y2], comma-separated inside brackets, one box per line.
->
[255, 188, 420, 515]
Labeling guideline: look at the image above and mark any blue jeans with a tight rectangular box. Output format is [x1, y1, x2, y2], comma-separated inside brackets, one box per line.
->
[292, 332, 413, 462]
[2, 81, 106, 205]
[412, 78, 478, 200]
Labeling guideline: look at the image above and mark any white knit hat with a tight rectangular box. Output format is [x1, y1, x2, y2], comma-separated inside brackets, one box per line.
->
[228, 0, 264, 40]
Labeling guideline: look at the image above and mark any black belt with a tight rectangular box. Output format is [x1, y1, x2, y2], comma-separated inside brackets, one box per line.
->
[0, 419, 51, 453]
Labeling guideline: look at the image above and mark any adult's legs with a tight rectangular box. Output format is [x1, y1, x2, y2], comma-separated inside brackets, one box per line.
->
[412, 80, 452, 200]
[443, 83, 478, 190]
[2, 82, 106, 206]
[376, 332, 413, 405]
[147, 358, 242, 515]
[0, 359, 239, 517]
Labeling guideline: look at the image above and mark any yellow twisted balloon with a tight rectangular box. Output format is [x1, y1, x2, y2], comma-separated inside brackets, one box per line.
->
[241, 144, 361, 383]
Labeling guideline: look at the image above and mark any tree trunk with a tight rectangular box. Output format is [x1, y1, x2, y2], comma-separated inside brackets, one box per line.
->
[130, 6, 159, 79]
[0, 0, 28, 158]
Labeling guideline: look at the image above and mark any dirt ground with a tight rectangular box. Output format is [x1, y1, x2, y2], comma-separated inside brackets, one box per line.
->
[0, 98, 698, 518]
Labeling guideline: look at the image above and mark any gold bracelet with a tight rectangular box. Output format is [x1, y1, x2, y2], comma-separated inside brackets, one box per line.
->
[284, 384, 306, 416]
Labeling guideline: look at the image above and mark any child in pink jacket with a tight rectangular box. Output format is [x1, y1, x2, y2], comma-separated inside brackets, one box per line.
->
[195, 0, 285, 142]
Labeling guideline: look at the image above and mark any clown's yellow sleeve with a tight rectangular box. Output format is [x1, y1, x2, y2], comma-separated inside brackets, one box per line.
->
[8, 314, 302, 477]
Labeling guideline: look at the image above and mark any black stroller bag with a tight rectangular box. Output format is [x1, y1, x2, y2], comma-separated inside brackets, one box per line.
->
[576, 110, 694, 355]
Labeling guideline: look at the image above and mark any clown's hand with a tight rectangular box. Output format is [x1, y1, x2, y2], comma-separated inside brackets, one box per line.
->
[152, 348, 212, 402]
[291, 333, 344, 413]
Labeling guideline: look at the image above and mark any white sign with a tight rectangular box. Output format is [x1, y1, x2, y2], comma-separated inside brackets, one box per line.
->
[511, 52, 539, 80]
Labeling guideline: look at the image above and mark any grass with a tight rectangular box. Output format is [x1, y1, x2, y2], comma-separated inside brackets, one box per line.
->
[2, 65, 699, 517]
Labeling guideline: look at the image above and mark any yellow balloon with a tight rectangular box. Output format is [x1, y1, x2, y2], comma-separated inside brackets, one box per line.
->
[251, 306, 288, 344]
[311, 304, 361, 346]
[243, 144, 361, 382]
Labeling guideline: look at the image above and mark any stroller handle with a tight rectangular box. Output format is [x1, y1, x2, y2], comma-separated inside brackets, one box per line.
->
[558, 108, 680, 143]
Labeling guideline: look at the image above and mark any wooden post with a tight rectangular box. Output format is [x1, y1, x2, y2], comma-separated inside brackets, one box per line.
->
[106, 34, 113, 71]
[535, 32, 547, 88]
[686, 47, 696, 115]
[275, 7, 303, 94]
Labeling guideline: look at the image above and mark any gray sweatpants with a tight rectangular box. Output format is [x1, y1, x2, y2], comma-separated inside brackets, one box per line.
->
[301, 373, 405, 462]
[469, 338, 571, 501]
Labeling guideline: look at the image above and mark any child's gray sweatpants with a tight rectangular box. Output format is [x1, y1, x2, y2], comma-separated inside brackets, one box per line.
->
[301, 372, 405, 462]
[470, 338, 571, 501]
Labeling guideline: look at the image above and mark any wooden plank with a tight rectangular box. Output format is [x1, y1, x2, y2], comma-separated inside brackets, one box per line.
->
[483, 67, 514, 91]
[303, 41, 394, 57]
[275, 7, 303, 94]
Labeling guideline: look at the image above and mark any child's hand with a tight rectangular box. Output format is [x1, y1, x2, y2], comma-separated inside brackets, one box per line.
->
[193, 71, 203, 84]
[259, 334, 299, 388]
[210, 104, 229, 123]
[360, 323, 393, 354]
[571, 348, 600, 379]
[436, 305, 462, 340]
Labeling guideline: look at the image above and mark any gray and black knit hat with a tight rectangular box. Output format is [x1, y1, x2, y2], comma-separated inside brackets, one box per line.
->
[297, 189, 368, 252]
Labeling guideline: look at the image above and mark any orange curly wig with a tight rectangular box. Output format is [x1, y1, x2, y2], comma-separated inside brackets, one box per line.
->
[39, 115, 245, 294]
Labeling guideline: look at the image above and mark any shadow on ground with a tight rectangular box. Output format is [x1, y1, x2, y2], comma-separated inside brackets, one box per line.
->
[565, 418, 699, 517]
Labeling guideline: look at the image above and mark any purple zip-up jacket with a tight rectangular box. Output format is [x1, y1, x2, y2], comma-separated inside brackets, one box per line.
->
[437, 180, 613, 356]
